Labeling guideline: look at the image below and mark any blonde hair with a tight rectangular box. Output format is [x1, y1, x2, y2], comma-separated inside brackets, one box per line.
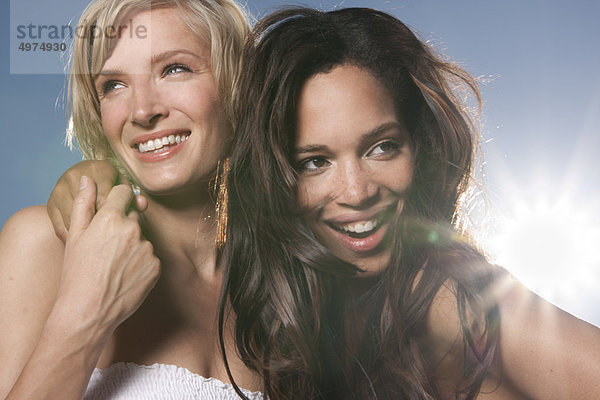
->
[66, 0, 250, 163]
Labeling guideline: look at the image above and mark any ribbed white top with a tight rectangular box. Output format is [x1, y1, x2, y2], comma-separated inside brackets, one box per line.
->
[84, 362, 264, 399]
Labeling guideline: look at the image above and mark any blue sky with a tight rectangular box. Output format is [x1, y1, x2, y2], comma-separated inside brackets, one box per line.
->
[2, 0, 599, 325]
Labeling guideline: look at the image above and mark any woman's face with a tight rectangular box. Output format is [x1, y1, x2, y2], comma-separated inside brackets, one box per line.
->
[294, 64, 414, 275]
[95, 7, 229, 195]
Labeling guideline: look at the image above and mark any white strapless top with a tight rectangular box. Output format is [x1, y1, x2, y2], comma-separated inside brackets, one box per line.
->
[84, 362, 264, 399]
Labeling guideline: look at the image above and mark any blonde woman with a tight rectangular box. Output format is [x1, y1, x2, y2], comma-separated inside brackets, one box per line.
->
[0, 0, 262, 398]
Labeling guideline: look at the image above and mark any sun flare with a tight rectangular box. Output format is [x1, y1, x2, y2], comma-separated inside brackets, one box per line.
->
[487, 194, 600, 308]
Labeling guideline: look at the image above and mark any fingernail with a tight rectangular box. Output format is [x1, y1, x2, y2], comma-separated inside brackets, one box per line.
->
[79, 175, 88, 190]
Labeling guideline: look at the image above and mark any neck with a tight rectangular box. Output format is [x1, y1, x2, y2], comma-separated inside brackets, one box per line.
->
[140, 186, 220, 282]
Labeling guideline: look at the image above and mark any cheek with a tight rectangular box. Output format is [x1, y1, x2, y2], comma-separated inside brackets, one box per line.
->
[100, 102, 127, 143]
[296, 183, 325, 236]
[296, 179, 329, 212]
[177, 94, 215, 121]
[296, 182, 312, 210]
[383, 157, 414, 192]
[171, 79, 221, 122]
[169, 83, 229, 145]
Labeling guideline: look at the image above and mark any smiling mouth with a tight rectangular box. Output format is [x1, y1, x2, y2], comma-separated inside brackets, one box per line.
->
[136, 133, 190, 154]
[327, 214, 385, 239]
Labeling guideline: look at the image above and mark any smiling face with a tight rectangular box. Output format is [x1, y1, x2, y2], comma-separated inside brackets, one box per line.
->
[295, 64, 414, 275]
[94, 7, 229, 196]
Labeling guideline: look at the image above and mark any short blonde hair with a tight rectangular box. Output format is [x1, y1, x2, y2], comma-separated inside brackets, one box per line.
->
[66, 0, 250, 163]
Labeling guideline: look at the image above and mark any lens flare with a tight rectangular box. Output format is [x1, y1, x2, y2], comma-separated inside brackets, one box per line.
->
[487, 194, 600, 317]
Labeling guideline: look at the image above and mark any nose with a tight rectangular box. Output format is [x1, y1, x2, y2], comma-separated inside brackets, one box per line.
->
[335, 161, 379, 209]
[130, 80, 168, 127]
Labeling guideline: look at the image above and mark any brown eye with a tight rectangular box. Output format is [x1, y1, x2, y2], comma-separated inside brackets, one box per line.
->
[298, 157, 329, 173]
[368, 140, 400, 157]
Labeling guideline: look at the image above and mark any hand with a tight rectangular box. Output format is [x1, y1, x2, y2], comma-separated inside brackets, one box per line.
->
[55, 176, 160, 340]
[47, 161, 148, 242]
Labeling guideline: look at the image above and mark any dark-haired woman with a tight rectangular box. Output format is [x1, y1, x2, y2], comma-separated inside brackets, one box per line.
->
[45, 6, 600, 400]
[224, 7, 600, 399]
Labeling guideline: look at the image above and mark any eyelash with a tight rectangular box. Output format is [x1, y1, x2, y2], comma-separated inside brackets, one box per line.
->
[368, 140, 401, 157]
[297, 157, 329, 173]
[97, 63, 192, 96]
[296, 140, 402, 173]
[99, 80, 122, 95]
[163, 63, 192, 76]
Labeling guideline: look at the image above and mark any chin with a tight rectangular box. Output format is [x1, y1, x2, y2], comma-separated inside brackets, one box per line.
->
[314, 227, 393, 276]
[353, 257, 391, 277]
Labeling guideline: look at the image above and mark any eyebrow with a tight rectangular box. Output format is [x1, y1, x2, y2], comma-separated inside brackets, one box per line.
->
[294, 121, 403, 155]
[150, 49, 207, 66]
[95, 69, 123, 78]
[360, 121, 403, 143]
[294, 144, 328, 155]
[95, 49, 208, 78]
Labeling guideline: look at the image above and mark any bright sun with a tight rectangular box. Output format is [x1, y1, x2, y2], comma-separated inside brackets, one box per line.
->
[486, 194, 600, 308]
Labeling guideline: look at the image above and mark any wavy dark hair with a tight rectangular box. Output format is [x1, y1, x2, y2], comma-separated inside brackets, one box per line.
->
[221, 7, 500, 399]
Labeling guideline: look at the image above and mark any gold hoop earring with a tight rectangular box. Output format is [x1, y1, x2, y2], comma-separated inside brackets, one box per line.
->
[215, 158, 230, 249]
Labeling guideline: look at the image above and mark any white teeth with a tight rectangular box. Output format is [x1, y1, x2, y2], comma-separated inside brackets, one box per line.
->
[339, 219, 378, 233]
[137, 134, 189, 153]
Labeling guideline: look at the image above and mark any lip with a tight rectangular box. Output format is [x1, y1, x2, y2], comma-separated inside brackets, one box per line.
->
[130, 129, 190, 147]
[322, 204, 397, 254]
[326, 219, 389, 253]
[132, 129, 190, 163]
[323, 204, 396, 225]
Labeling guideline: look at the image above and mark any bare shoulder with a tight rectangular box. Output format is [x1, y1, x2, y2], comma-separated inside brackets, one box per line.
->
[423, 265, 499, 355]
[420, 266, 600, 399]
[426, 280, 461, 347]
[419, 279, 465, 397]
[422, 270, 527, 399]
[0, 205, 64, 321]
[488, 273, 600, 399]
[0, 205, 64, 269]
[0, 205, 64, 393]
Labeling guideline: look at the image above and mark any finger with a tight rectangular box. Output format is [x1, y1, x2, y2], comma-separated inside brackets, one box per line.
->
[68, 176, 97, 238]
[93, 162, 121, 210]
[47, 182, 72, 242]
[47, 175, 77, 238]
[127, 209, 140, 223]
[46, 200, 69, 243]
[99, 184, 135, 215]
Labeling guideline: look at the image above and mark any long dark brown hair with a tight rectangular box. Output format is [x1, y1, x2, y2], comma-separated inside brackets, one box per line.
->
[221, 7, 500, 399]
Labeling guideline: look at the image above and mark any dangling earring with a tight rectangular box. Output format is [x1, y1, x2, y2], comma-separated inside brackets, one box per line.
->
[214, 158, 230, 249]
[131, 183, 141, 197]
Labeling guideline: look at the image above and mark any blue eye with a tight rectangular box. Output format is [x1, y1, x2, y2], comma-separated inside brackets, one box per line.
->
[163, 64, 191, 76]
[100, 80, 124, 95]
[298, 157, 330, 173]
